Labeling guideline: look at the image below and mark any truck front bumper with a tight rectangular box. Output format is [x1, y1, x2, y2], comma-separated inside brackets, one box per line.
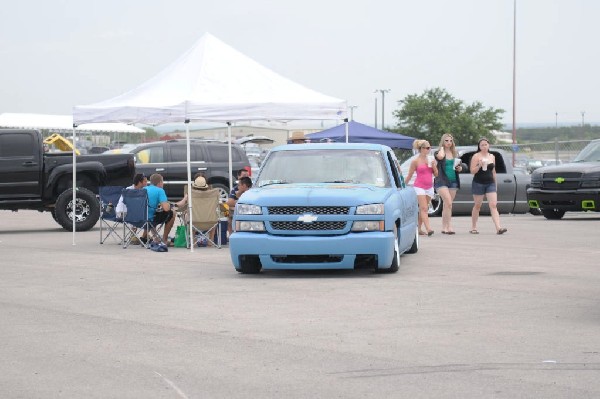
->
[229, 231, 395, 270]
[527, 189, 600, 211]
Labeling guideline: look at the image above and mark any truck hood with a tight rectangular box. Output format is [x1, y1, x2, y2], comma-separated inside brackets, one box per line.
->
[240, 184, 392, 207]
[535, 162, 600, 174]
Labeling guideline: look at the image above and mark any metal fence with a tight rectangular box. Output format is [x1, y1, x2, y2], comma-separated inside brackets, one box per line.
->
[495, 139, 592, 171]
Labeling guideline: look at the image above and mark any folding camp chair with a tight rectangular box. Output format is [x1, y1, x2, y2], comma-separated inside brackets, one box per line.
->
[185, 188, 222, 249]
[121, 189, 165, 249]
[99, 186, 125, 244]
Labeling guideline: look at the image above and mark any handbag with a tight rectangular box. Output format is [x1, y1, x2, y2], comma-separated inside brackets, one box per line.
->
[174, 225, 187, 248]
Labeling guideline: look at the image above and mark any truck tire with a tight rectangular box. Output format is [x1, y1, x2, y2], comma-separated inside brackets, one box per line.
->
[236, 255, 262, 274]
[377, 227, 400, 273]
[541, 208, 566, 220]
[428, 194, 442, 217]
[211, 183, 229, 203]
[55, 187, 100, 231]
[405, 227, 419, 254]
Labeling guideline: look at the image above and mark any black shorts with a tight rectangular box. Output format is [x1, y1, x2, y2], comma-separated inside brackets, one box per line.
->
[153, 209, 173, 226]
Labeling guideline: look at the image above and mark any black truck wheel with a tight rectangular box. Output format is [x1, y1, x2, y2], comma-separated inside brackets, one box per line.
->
[236, 255, 262, 274]
[54, 187, 100, 231]
[541, 208, 566, 220]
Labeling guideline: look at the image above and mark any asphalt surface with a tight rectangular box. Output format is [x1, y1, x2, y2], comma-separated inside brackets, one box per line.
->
[1, 210, 599, 398]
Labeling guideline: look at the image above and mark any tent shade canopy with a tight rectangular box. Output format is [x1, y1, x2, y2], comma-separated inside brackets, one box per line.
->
[73, 33, 347, 125]
[306, 121, 415, 149]
[0, 113, 144, 134]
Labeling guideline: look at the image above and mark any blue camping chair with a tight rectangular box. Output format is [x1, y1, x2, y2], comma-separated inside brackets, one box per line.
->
[121, 189, 165, 249]
[99, 186, 126, 244]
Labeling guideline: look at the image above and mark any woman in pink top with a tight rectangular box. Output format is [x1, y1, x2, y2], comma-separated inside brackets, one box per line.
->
[406, 139, 438, 236]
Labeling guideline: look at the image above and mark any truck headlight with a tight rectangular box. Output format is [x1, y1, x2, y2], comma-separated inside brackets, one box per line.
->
[235, 221, 265, 232]
[351, 221, 384, 231]
[355, 203, 384, 214]
[236, 204, 262, 215]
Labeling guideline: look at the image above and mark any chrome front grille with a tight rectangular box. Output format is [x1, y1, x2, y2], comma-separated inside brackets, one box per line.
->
[267, 206, 349, 215]
[271, 221, 347, 231]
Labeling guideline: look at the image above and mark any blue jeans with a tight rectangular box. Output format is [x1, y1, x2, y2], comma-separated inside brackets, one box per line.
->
[472, 181, 496, 195]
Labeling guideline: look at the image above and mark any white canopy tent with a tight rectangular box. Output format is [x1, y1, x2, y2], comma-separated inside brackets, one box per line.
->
[0, 112, 145, 134]
[73, 32, 347, 247]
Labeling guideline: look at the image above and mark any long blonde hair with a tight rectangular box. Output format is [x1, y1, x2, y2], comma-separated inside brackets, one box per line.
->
[438, 133, 457, 158]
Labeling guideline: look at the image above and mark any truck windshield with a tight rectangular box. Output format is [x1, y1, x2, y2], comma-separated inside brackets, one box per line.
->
[256, 149, 390, 188]
[573, 141, 600, 162]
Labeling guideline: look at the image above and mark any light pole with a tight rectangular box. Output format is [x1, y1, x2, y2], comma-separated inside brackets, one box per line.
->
[348, 105, 357, 121]
[581, 111, 585, 127]
[375, 89, 390, 130]
[511, 0, 517, 167]
[374, 97, 378, 129]
[555, 112, 558, 128]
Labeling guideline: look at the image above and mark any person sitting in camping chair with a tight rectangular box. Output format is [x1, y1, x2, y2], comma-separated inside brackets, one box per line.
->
[142, 173, 176, 245]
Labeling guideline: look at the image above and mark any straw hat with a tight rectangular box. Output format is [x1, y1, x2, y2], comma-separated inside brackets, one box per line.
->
[290, 131, 306, 141]
[192, 176, 209, 190]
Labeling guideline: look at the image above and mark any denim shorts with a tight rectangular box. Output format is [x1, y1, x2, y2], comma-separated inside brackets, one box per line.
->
[435, 181, 459, 190]
[472, 181, 496, 195]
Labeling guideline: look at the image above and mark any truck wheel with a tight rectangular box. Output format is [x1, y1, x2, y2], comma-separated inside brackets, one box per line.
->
[428, 194, 442, 216]
[377, 227, 399, 273]
[211, 183, 229, 203]
[237, 255, 262, 274]
[405, 227, 419, 254]
[541, 208, 565, 220]
[55, 187, 100, 231]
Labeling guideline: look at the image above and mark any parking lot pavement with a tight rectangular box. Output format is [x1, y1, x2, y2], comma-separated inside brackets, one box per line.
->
[1, 210, 600, 398]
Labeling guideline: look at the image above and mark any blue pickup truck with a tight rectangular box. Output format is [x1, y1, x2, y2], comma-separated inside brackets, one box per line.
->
[229, 143, 419, 274]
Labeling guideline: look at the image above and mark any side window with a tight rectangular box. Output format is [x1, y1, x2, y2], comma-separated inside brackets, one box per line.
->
[135, 147, 164, 164]
[193, 145, 206, 162]
[0, 133, 34, 157]
[209, 145, 229, 162]
[492, 151, 507, 173]
[386, 152, 402, 188]
[169, 145, 187, 162]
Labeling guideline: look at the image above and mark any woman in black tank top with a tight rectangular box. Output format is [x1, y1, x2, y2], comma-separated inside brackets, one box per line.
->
[469, 138, 507, 235]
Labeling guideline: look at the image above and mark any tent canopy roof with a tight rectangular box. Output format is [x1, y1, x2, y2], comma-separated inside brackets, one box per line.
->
[73, 33, 347, 125]
[306, 121, 415, 149]
[0, 113, 145, 134]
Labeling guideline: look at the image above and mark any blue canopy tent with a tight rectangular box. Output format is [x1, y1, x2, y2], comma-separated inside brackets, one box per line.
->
[305, 121, 415, 149]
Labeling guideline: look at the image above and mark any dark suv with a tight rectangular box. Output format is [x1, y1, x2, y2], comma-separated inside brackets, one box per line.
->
[130, 140, 250, 200]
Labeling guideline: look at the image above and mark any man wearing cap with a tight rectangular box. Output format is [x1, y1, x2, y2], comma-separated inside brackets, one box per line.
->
[289, 131, 307, 144]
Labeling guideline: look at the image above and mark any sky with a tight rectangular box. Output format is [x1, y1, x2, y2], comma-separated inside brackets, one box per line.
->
[1, 0, 598, 130]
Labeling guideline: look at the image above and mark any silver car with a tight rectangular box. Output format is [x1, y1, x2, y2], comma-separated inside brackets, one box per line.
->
[401, 146, 533, 216]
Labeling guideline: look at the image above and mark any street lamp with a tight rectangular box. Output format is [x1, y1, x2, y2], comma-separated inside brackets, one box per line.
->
[555, 112, 558, 128]
[348, 105, 357, 121]
[375, 89, 390, 130]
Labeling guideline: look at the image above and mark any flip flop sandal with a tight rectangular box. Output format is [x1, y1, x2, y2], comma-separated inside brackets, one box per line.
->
[447, 231, 456, 235]
[469, 229, 479, 234]
[419, 231, 427, 236]
[497, 228, 508, 235]
[427, 230, 434, 236]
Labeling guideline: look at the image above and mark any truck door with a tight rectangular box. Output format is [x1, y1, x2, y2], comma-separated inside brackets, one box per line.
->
[493, 152, 517, 213]
[165, 143, 207, 198]
[387, 151, 416, 252]
[0, 131, 41, 200]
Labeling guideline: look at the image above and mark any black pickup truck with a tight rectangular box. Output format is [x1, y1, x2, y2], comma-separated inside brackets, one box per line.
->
[0, 129, 135, 231]
[527, 139, 600, 219]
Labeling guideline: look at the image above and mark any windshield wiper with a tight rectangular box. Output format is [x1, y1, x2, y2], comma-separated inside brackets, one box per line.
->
[259, 180, 290, 187]
[322, 180, 357, 183]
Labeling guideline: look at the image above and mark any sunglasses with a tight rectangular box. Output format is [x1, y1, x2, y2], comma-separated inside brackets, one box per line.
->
[421, 146, 431, 150]
[444, 139, 453, 142]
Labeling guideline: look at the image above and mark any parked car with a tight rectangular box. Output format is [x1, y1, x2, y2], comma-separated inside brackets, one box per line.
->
[129, 139, 250, 201]
[0, 129, 135, 231]
[527, 138, 600, 219]
[401, 147, 532, 216]
[230, 143, 419, 274]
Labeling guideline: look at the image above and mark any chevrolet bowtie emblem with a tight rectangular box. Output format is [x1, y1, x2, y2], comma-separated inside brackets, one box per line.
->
[554, 177, 565, 183]
[297, 214, 318, 223]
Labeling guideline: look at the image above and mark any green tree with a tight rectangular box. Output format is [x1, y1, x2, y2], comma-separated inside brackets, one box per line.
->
[391, 87, 505, 147]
